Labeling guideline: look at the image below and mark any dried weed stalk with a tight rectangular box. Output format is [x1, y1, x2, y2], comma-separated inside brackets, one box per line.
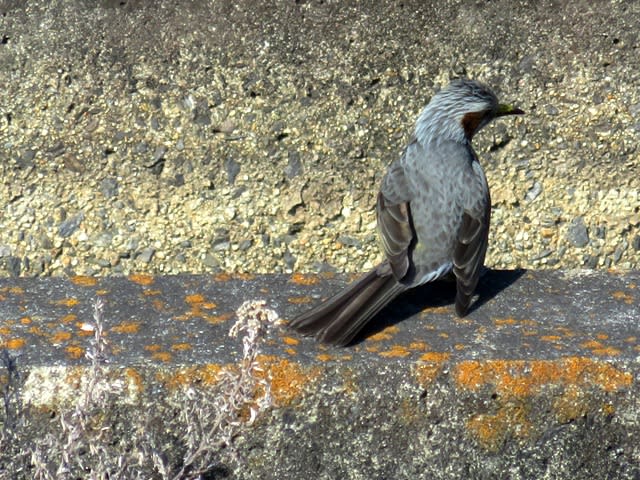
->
[0, 348, 24, 477]
[168, 299, 279, 479]
[30, 297, 129, 480]
[4, 297, 278, 480]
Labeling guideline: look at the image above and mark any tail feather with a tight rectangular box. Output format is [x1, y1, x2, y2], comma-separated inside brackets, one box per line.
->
[289, 264, 406, 346]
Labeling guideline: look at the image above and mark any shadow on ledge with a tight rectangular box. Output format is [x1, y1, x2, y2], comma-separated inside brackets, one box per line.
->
[355, 268, 527, 345]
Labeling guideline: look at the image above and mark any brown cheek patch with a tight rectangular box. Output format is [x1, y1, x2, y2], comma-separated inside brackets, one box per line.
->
[461, 111, 486, 138]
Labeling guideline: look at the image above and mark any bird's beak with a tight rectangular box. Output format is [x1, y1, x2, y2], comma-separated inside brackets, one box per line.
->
[497, 103, 525, 116]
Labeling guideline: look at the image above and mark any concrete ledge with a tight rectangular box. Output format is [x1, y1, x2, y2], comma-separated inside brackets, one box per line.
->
[1, 270, 639, 478]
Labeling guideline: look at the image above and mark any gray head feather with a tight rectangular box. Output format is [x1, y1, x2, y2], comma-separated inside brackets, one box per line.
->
[414, 79, 500, 145]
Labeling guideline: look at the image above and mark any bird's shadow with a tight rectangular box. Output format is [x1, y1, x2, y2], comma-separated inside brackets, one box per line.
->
[353, 268, 527, 345]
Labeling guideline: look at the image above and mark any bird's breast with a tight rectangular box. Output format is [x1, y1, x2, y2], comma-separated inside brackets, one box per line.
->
[403, 141, 477, 274]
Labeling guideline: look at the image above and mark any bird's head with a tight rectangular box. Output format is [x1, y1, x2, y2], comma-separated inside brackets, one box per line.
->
[415, 79, 524, 144]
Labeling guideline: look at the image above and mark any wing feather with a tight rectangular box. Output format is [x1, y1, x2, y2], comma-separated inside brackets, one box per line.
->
[453, 189, 491, 315]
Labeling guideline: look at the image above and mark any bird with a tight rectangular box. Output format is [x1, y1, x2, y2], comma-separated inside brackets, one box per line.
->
[289, 79, 523, 346]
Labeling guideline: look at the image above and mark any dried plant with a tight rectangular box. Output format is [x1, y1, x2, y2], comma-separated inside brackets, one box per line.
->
[0, 348, 24, 477]
[168, 299, 279, 479]
[29, 297, 130, 479]
[11, 297, 279, 480]
[0, 349, 21, 442]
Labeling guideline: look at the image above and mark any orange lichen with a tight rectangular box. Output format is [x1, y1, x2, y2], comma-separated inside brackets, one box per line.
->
[151, 351, 172, 362]
[555, 326, 575, 337]
[290, 273, 320, 286]
[316, 353, 333, 362]
[409, 341, 429, 351]
[420, 351, 451, 363]
[51, 331, 72, 344]
[51, 298, 79, 307]
[590, 346, 621, 357]
[124, 368, 144, 393]
[186, 293, 205, 304]
[540, 335, 562, 342]
[204, 312, 234, 325]
[494, 317, 518, 326]
[257, 355, 322, 406]
[201, 302, 218, 310]
[4, 338, 25, 349]
[466, 413, 503, 450]
[287, 296, 313, 304]
[422, 305, 451, 315]
[152, 299, 166, 311]
[580, 339, 620, 356]
[415, 363, 443, 387]
[60, 314, 77, 324]
[65, 345, 84, 359]
[0, 286, 24, 295]
[238, 272, 256, 280]
[73, 323, 91, 337]
[171, 343, 192, 351]
[111, 322, 141, 334]
[285, 348, 297, 356]
[0, 326, 11, 336]
[71, 276, 98, 287]
[455, 357, 632, 397]
[161, 364, 224, 390]
[368, 325, 399, 342]
[144, 344, 162, 352]
[185, 294, 217, 310]
[596, 333, 609, 340]
[379, 345, 411, 358]
[174, 294, 223, 323]
[129, 273, 154, 286]
[611, 290, 634, 304]
[63, 367, 86, 389]
[28, 326, 45, 336]
[282, 336, 300, 346]
[213, 272, 233, 281]
[213, 272, 254, 282]
[467, 404, 532, 452]
[142, 289, 162, 296]
[19, 316, 32, 325]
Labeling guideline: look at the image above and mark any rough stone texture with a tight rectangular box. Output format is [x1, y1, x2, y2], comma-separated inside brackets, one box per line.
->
[0, 271, 638, 478]
[2, 270, 639, 366]
[1, 0, 639, 280]
[1, 1, 640, 478]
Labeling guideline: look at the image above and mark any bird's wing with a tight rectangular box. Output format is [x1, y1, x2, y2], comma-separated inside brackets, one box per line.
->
[453, 161, 491, 316]
[376, 141, 417, 281]
[376, 192, 412, 280]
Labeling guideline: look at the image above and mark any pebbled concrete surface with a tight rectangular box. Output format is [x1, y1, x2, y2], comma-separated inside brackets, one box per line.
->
[1, 270, 638, 366]
[0, 271, 639, 478]
[1, 0, 640, 280]
[1, 0, 640, 477]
